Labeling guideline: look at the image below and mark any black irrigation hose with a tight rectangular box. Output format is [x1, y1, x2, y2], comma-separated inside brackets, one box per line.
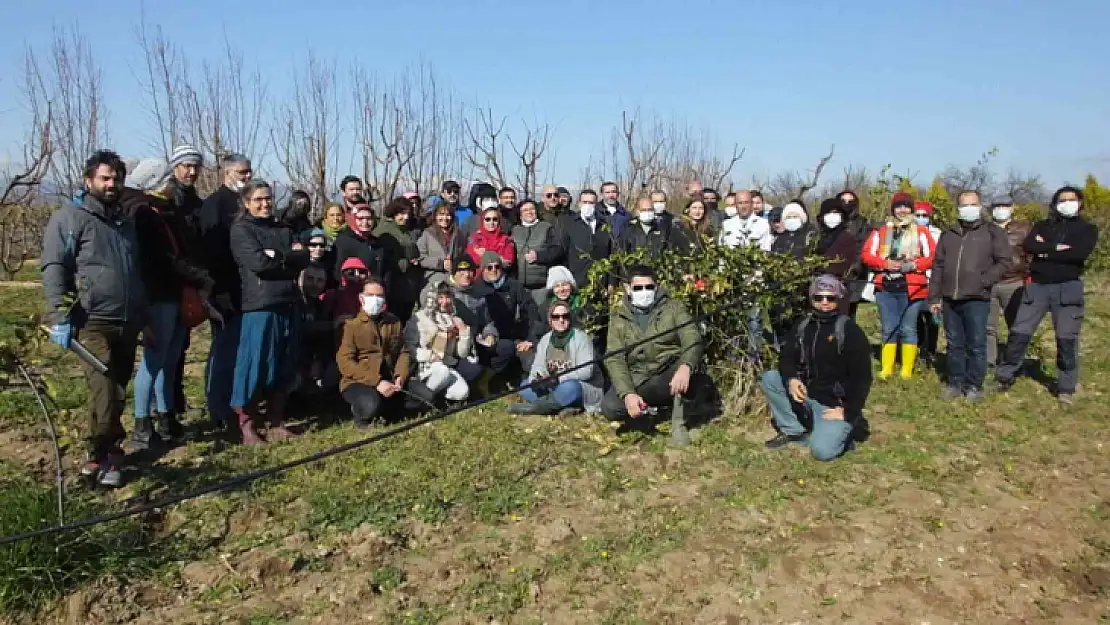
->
[0, 273, 931, 546]
[15, 359, 65, 525]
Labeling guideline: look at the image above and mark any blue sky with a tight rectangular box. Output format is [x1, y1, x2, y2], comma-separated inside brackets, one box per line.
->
[1, 0, 1107, 189]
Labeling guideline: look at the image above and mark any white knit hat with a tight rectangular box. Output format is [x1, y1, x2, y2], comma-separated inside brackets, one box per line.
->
[125, 158, 173, 192]
[170, 144, 203, 167]
[782, 202, 808, 223]
[545, 265, 576, 290]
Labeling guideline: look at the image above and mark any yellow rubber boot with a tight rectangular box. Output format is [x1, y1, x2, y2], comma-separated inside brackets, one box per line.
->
[900, 344, 918, 379]
[880, 344, 897, 380]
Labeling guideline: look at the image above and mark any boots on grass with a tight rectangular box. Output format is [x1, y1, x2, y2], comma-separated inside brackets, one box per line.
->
[130, 417, 163, 452]
[879, 343, 897, 380]
[670, 395, 691, 448]
[266, 393, 297, 441]
[900, 344, 918, 380]
[236, 408, 265, 445]
[154, 411, 185, 443]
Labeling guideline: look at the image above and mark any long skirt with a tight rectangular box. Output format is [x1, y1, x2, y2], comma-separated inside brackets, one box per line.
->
[231, 306, 300, 409]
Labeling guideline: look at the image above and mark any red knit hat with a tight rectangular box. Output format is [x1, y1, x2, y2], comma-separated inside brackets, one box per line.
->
[890, 192, 915, 211]
[913, 201, 934, 216]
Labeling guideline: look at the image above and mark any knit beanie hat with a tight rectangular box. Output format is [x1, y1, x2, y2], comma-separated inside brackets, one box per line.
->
[125, 158, 173, 192]
[545, 265, 576, 290]
[170, 144, 203, 168]
[890, 192, 915, 212]
[479, 250, 503, 268]
[781, 202, 808, 223]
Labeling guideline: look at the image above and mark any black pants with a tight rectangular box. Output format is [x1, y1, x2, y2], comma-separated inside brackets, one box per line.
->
[600, 363, 681, 421]
[479, 339, 535, 376]
[173, 330, 191, 414]
[341, 380, 438, 423]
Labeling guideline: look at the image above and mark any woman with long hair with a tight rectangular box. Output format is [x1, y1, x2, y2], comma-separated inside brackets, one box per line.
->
[417, 203, 466, 287]
[229, 179, 310, 444]
[673, 197, 715, 253]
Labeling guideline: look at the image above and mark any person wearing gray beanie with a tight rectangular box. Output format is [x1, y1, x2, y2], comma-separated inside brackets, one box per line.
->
[759, 273, 872, 461]
[125, 158, 173, 192]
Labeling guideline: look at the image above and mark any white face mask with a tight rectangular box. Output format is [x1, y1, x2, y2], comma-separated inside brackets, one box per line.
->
[958, 205, 982, 222]
[822, 212, 843, 229]
[1056, 200, 1080, 217]
[638, 210, 655, 224]
[479, 198, 498, 210]
[579, 203, 596, 220]
[725, 206, 738, 218]
[630, 287, 656, 308]
[784, 217, 803, 232]
[652, 202, 666, 214]
[362, 295, 386, 316]
[992, 207, 1013, 222]
[914, 215, 931, 227]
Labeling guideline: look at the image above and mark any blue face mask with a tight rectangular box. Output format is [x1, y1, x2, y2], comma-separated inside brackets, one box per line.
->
[914, 216, 930, 227]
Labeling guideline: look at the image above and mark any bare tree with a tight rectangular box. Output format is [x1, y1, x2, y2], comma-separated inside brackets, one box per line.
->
[508, 118, 552, 197]
[762, 145, 836, 205]
[998, 168, 1046, 205]
[400, 63, 465, 199]
[27, 26, 107, 198]
[134, 19, 186, 159]
[940, 147, 999, 199]
[462, 107, 511, 190]
[351, 64, 423, 203]
[272, 54, 343, 211]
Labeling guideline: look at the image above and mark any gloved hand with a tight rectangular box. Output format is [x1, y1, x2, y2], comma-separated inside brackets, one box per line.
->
[531, 375, 559, 395]
[49, 322, 72, 349]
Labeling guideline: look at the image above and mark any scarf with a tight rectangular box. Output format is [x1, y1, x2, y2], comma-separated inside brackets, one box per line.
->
[550, 327, 574, 350]
[322, 221, 345, 244]
[881, 216, 920, 261]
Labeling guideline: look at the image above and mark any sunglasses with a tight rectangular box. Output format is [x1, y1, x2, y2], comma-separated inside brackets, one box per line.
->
[550, 313, 571, 321]
[484, 217, 500, 223]
[343, 269, 368, 277]
[812, 294, 838, 303]
[443, 189, 459, 194]
[484, 264, 502, 270]
[544, 193, 558, 198]
[307, 242, 325, 248]
[631, 284, 656, 292]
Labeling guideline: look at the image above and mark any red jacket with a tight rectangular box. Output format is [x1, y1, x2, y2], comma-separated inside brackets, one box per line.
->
[466, 229, 516, 266]
[861, 224, 936, 301]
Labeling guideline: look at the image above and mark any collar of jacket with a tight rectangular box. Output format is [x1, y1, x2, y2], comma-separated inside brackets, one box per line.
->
[356, 309, 397, 325]
[949, 219, 986, 235]
[616, 288, 671, 319]
[75, 191, 122, 222]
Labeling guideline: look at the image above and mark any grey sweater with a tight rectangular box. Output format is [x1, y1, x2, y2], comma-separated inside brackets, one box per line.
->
[528, 329, 605, 413]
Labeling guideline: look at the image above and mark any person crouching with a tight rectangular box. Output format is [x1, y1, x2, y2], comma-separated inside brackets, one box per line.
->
[760, 275, 873, 461]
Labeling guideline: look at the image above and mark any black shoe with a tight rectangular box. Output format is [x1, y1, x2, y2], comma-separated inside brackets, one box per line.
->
[994, 377, 1015, 393]
[155, 411, 185, 442]
[130, 418, 164, 451]
[765, 432, 809, 450]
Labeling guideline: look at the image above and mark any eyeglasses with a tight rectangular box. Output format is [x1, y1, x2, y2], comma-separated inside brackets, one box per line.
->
[812, 294, 838, 303]
[443, 189, 459, 195]
[631, 284, 656, 292]
[550, 313, 571, 321]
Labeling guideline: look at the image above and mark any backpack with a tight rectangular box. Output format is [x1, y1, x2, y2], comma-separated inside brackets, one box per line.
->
[795, 314, 850, 361]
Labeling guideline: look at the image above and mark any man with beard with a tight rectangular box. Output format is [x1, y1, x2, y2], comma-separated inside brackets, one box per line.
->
[600, 181, 631, 237]
[337, 175, 365, 227]
[165, 145, 206, 421]
[43, 150, 150, 488]
[441, 180, 472, 229]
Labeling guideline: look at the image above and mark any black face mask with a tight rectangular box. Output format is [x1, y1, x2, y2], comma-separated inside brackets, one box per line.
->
[841, 199, 859, 215]
[705, 201, 719, 212]
[814, 309, 839, 320]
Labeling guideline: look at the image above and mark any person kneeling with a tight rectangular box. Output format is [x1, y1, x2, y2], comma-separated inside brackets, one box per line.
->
[761, 275, 872, 461]
[337, 278, 418, 426]
[405, 282, 482, 405]
[600, 265, 705, 447]
[510, 300, 604, 416]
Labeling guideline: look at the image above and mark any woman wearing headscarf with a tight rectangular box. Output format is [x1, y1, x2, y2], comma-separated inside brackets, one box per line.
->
[861, 192, 936, 380]
[229, 180, 310, 444]
[467, 207, 516, 267]
[279, 189, 314, 243]
[770, 201, 816, 259]
[404, 281, 482, 405]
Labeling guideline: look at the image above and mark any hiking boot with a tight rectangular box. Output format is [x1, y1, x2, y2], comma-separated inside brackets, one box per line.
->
[765, 432, 809, 450]
[155, 411, 186, 442]
[939, 386, 963, 401]
[1058, 393, 1075, 406]
[130, 417, 163, 452]
[97, 453, 124, 488]
[964, 388, 985, 403]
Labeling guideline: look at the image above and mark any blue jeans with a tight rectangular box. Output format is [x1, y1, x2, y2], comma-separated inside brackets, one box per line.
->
[760, 370, 853, 461]
[134, 302, 188, 418]
[943, 299, 990, 391]
[521, 380, 583, 408]
[875, 290, 924, 344]
[205, 314, 242, 425]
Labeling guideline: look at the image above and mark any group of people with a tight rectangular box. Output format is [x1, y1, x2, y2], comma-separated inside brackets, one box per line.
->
[40, 147, 1098, 487]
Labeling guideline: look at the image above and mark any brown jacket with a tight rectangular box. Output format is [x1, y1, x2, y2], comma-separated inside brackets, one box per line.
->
[337, 310, 411, 392]
[1000, 220, 1032, 283]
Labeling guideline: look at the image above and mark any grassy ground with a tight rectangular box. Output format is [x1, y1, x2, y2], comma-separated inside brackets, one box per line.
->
[1, 278, 1109, 624]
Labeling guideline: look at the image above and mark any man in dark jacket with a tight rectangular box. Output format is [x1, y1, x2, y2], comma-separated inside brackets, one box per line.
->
[986, 198, 1032, 367]
[332, 203, 388, 282]
[600, 181, 631, 237]
[198, 153, 252, 430]
[564, 189, 614, 288]
[601, 265, 704, 447]
[496, 187, 519, 233]
[511, 200, 564, 306]
[760, 275, 872, 461]
[996, 186, 1098, 404]
[166, 144, 206, 419]
[42, 150, 149, 488]
[618, 197, 680, 264]
[928, 190, 1012, 401]
[473, 251, 543, 377]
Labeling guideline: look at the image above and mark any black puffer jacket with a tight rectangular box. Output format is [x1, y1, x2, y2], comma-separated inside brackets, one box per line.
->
[332, 227, 388, 283]
[473, 277, 545, 342]
[199, 185, 244, 312]
[771, 224, 817, 260]
[230, 214, 310, 312]
[120, 188, 213, 304]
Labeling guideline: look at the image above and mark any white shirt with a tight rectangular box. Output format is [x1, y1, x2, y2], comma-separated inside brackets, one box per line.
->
[719, 213, 770, 249]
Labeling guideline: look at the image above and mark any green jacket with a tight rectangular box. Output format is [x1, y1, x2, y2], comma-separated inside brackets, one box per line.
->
[605, 290, 704, 398]
[373, 219, 419, 274]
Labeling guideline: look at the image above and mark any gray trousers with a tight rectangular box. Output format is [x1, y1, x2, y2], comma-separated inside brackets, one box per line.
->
[996, 280, 1084, 394]
[986, 281, 1024, 366]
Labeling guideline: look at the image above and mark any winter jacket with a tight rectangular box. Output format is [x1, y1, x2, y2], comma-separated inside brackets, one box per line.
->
[279, 211, 314, 244]
[417, 226, 465, 286]
[817, 226, 859, 280]
[671, 219, 715, 255]
[617, 219, 678, 260]
[444, 279, 499, 342]
[511, 221, 564, 289]
[602, 202, 632, 237]
[719, 213, 771, 250]
[337, 310, 411, 392]
[165, 178, 203, 249]
[41, 193, 147, 326]
[927, 220, 1012, 303]
[605, 290, 704, 398]
[404, 305, 477, 379]
[770, 225, 817, 260]
[1024, 214, 1098, 285]
[563, 213, 615, 288]
[453, 205, 475, 230]
[473, 277, 544, 342]
[466, 228, 516, 266]
[998, 220, 1032, 284]
[528, 329, 605, 412]
[779, 312, 872, 423]
[374, 218, 422, 310]
[198, 185, 244, 312]
[332, 227, 388, 283]
[862, 223, 936, 301]
[230, 214, 310, 313]
[323, 258, 371, 322]
[121, 188, 213, 304]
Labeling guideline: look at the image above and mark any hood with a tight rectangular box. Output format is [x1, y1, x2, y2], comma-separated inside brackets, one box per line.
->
[467, 182, 498, 211]
[339, 257, 369, 287]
